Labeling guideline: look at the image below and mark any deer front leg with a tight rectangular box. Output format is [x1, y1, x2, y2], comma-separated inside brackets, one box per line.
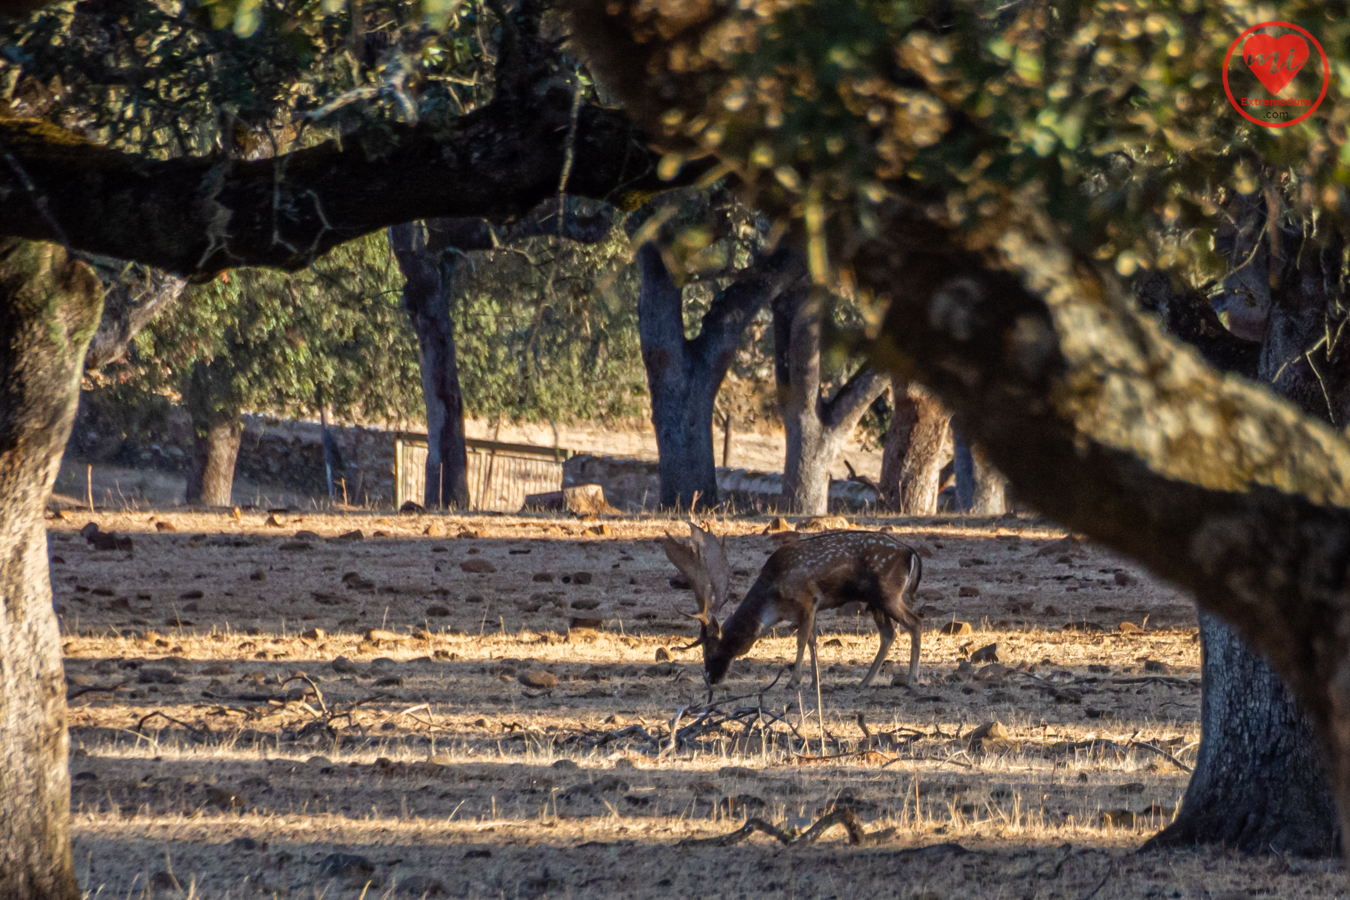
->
[788, 601, 817, 688]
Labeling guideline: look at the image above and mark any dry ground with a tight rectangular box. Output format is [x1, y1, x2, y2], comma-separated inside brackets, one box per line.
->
[49, 508, 1346, 899]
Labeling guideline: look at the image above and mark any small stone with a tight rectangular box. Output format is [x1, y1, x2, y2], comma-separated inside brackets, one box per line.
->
[138, 667, 175, 684]
[150, 871, 181, 891]
[938, 621, 973, 636]
[957, 585, 980, 598]
[519, 670, 559, 689]
[199, 662, 232, 676]
[533, 572, 554, 583]
[424, 522, 446, 537]
[80, 522, 100, 540]
[426, 605, 450, 617]
[205, 786, 246, 810]
[301, 628, 325, 641]
[396, 875, 447, 896]
[317, 853, 375, 882]
[654, 647, 672, 662]
[1113, 571, 1137, 586]
[365, 629, 408, 644]
[331, 656, 359, 674]
[336, 530, 364, 541]
[180, 590, 203, 600]
[967, 720, 1009, 745]
[718, 765, 757, 779]
[156, 521, 177, 532]
[279, 541, 311, 551]
[569, 616, 603, 631]
[295, 530, 322, 540]
[588, 524, 611, 536]
[551, 759, 581, 771]
[460, 559, 496, 574]
[249, 570, 266, 581]
[572, 572, 593, 585]
[264, 514, 283, 528]
[570, 599, 600, 610]
[969, 643, 999, 664]
[230, 837, 260, 851]
[1143, 659, 1174, 674]
[400, 501, 427, 514]
[916, 589, 943, 602]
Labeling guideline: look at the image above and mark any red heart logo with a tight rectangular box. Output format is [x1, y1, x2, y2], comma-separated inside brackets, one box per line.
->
[1243, 32, 1309, 95]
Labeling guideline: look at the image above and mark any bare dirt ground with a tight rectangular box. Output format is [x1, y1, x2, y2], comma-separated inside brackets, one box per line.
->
[51, 509, 1346, 899]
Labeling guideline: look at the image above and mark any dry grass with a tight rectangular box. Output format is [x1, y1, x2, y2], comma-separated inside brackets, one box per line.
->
[51, 508, 1346, 898]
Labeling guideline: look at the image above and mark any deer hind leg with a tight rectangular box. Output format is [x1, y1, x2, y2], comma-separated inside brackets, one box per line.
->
[860, 608, 895, 688]
[877, 592, 922, 686]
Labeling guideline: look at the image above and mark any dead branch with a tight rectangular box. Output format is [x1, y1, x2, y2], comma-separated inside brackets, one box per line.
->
[680, 809, 896, 848]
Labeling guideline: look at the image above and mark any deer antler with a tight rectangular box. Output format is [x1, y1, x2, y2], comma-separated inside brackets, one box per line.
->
[660, 522, 731, 624]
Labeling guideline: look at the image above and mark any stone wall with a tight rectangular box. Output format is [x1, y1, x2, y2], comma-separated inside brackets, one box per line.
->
[562, 454, 880, 512]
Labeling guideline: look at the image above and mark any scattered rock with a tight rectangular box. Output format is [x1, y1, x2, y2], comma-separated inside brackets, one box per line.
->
[938, 621, 973, 636]
[915, 588, 943, 602]
[1143, 659, 1174, 674]
[295, 530, 322, 540]
[519, 670, 559, 689]
[572, 571, 594, 585]
[570, 599, 600, 610]
[588, 524, 611, 536]
[532, 572, 554, 583]
[365, 629, 409, 644]
[424, 522, 446, 537]
[301, 628, 325, 641]
[199, 662, 232, 676]
[460, 559, 496, 574]
[463, 849, 492, 859]
[180, 590, 203, 600]
[551, 759, 581, 771]
[90, 532, 133, 552]
[957, 585, 980, 598]
[317, 853, 375, 882]
[149, 871, 181, 892]
[523, 484, 620, 515]
[654, 647, 672, 662]
[569, 616, 604, 631]
[279, 541, 312, 551]
[967, 720, 1009, 748]
[668, 575, 692, 590]
[249, 570, 266, 581]
[155, 521, 177, 532]
[205, 786, 246, 810]
[400, 501, 427, 514]
[230, 837, 260, 851]
[396, 875, 447, 896]
[969, 643, 999, 664]
[426, 605, 451, 617]
[331, 657, 359, 674]
[138, 667, 180, 684]
[1085, 708, 1116, 720]
[890, 671, 912, 687]
[1035, 536, 1084, 558]
[264, 514, 284, 528]
[1113, 571, 1137, 586]
[718, 765, 757, 779]
[336, 530, 364, 541]
[80, 522, 100, 540]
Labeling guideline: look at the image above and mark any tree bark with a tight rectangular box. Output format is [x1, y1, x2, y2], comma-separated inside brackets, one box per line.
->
[0, 238, 102, 900]
[0, 107, 701, 276]
[637, 244, 796, 509]
[1146, 241, 1344, 856]
[81, 261, 186, 370]
[952, 433, 974, 513]
[389, 222, 469, 510]
[970, 446, 1008, 515]
[775, 287, 889, 515]
[183, 359, 242, 507]
[879, 378, 950, 514]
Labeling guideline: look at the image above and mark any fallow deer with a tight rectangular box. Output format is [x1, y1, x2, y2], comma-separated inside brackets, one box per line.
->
[660, 524, 923, 689]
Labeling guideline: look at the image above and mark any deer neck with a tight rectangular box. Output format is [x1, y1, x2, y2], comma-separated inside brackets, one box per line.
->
[717, 578, 780, 661]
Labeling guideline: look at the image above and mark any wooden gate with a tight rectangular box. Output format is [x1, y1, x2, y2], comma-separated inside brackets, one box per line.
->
[393, 435, 572, 511]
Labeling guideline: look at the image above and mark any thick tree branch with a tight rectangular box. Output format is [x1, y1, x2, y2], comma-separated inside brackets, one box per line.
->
[821, 366, 888, 436]
[81, 261, 186, 369]
[0, 102, 695, 277]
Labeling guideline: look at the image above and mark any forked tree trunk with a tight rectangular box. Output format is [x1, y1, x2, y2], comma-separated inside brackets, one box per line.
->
[879, 377, 950, 514]
[183, 359, 242, 507]
[0, 238, 103, 900]
[775, 287, 888, 515]
[637, 244, 795, 510]
[389, 222, 469, 509]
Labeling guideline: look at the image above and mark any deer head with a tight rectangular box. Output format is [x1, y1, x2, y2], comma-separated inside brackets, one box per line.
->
[660, 522, 731, 680]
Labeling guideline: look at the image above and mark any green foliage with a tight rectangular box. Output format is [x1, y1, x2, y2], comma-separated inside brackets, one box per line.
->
[452, 228, 649, 423]
[124, 231, 424, 425]
[655, 0, 1350, 292]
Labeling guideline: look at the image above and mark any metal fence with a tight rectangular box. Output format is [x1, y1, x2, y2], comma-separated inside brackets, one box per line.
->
[394, 435, 572, 511]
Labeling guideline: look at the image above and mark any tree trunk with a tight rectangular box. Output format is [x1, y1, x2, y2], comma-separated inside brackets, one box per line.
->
[970, 447, 1008, 515]
[879, 378, 950, 514]
[952, 433, 974, 513]
[389, 222, 470, 509]
[1144, 613, 1339, 855]
[637, 244, 796, 510]
[0, 238, 103, 900]
[1148, 230, 1344, 856]
[638, 244, 720, 509]
[775, 287, 888, 515]
[183, 360, 242, 507]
